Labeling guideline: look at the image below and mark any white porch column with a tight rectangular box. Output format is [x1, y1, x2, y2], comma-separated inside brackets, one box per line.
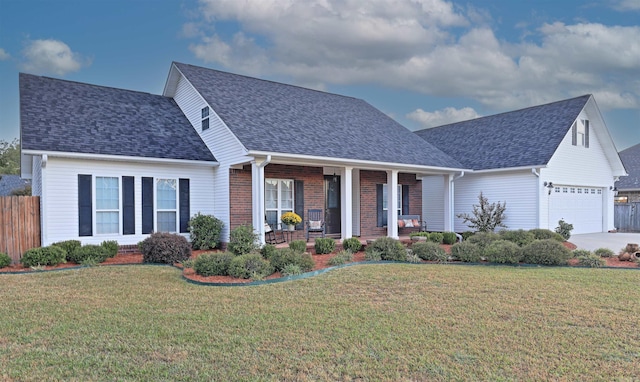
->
[341, 166, 353, 240]
[387, 170, 399, 239]
[444, 174, 454, 232]
[251, 160, 266, 245]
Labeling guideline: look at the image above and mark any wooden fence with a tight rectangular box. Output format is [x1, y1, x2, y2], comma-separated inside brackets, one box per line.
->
[0, 196, 41, 263]
[614, 202, 640, 233]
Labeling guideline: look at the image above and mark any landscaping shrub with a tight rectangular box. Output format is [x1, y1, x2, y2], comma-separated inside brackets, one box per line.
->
[51, 240, 82, 261]
[314, 238, 335, 254]
[138, 232, 191, 264]
[228, 253, 273, 279]
[342, 237, 362, 253]
[411, 241, 447, 262]
[228, 225, 258, 256]
[428, 232, 444, 244]
[281, 264, 303, 276]
[261, 244, 278, 260]
[364, 249, 382, 261]
[450, 242, 482, 263]
[68, 245, 109, 264]
[572, 249, 592, 258]
[499, 229, 535, 247]
[365, 237, 406, 261]
[406, 250, 422, 263]
[409, 232, 430, 238]
[529, 228, 564, 242]
[467, 232, 500, 250]
[521, 239, 571, 265]
[442, 232, 457, 245]
[101, 240, 119, 258]
[484, 240, 521, 264]
[594, 248, 614, 258]
[0, 253, 11, 268]
[21, 246, 66, 267]
[188, 213, 224, 250]
[456, 192, 507, 232]
[461, 231, 475, 241]
[555, 219, 574, 240]
[327, 250, 353, 266]
[289, 240, 307, 254]
[578, 253, 606, 268]
[270, 248, 314, 272]
[193, 252, 234, 276]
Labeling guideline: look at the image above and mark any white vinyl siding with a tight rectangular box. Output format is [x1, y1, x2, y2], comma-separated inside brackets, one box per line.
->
[95, 176, 120, 234]
[422, 175, 445, 231]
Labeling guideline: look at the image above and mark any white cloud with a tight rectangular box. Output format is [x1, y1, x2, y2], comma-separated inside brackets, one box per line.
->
[407, 106, 480, 128]
[612, 0, 640, 11]
[20, 39, 90, 76]
[0, 48, 10, 61]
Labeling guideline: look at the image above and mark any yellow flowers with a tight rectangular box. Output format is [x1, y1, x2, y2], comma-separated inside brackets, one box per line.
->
[281, 212, 302, 225]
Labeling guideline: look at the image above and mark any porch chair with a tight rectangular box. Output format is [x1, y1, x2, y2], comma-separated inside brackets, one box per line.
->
[305, 209, 325, 242]
[264, 222, 285, 244]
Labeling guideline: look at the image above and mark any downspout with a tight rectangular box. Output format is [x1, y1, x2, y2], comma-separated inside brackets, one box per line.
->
[449, 171, 464, 239]
[531, 168, 541, 229]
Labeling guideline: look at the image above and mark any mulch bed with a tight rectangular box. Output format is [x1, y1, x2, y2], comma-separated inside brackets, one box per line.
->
[1, 243, 637, 283]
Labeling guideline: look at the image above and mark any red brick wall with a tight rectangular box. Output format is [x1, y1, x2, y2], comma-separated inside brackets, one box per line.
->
[229, 166, 253, 229]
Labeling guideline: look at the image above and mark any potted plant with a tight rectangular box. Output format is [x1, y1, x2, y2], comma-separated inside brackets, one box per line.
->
[281, 212, 302, 231]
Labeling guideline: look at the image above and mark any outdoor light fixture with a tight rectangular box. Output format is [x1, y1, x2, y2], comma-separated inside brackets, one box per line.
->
[333, 172, 338, 182]
[544, 181, 554, 195]
[610, 186, 618, 196]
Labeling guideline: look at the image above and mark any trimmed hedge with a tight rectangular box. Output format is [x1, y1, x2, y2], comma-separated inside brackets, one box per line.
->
[270, 248, 314, 272]
[228, 225, 259, 256]
[528, 228, 564, 242]
[101, 240, 119, 258]
[442, 232, 457, 245]
[289, 240, 307, 254]
[51, 240, 82, 261]
[484, 240, 521, 264]
[428, 232, 444, 244]
[411, 242, 446, 262]
[342, 237, 362, 253]
[138, 232, 192, 264]
[0, 253, 11, 268]
[314, 238, 336, 254]
[68, 245, 109, 264]
[450, 242, 482, 263]
[261, 244, 278, 260]
[365, 237, 406, 261]
[521, 239, 571, 265]
[21, 246, 66, 267]
[499, 229, 535, 247]
[188, 213, 224, 250]
[228, 253, 273, 279]
[193, 252, 234, 276]
[467, 232, 500, 250]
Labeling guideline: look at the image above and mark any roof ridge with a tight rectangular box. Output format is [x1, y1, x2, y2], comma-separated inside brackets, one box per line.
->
[19, 72, 163, 98]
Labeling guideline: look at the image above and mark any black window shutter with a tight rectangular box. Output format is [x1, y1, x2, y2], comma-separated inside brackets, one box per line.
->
[122, 176, 135, 235]
[571, 121, 577, 146]
[142, 177, 153, 234]
[179, 178, 190, 233]
[584, 120, 589, 148]
[78, 174, 92, 237]
[294, 180, 304, 230]
[376, 184, 386, 227]
[402, 185, 410, 215]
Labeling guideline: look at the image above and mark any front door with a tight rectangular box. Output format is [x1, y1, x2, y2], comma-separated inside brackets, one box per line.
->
[324, 175, 341, 235]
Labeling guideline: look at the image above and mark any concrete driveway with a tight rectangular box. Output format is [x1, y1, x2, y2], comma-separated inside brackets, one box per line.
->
[569, 232, 640, 252]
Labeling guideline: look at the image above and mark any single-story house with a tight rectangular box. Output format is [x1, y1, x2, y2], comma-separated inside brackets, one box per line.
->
[615, 143, 640, 203]
[19, 62, 626, 246]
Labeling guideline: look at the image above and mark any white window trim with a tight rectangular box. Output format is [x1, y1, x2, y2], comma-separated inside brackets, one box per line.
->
[382, 184, 402, 215]
[155, 178, 179, 233]
[265, 178, 295, 225]
[93, 175, 121, 236]
[201, 106, 210, 131]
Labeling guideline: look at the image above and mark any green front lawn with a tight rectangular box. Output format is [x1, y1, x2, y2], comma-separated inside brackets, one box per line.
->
[1, 265, 638, 381]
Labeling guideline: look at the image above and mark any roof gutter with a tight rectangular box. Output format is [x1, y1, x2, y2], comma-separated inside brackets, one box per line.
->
[22, 150, 219, 167]
[473, 165, 547, 174]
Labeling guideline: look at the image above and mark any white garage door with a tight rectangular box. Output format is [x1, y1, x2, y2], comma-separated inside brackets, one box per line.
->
[549, 186, 603, 234]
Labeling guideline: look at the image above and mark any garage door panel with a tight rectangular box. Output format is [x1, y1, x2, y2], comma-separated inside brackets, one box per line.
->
[549, 186, 602, 234]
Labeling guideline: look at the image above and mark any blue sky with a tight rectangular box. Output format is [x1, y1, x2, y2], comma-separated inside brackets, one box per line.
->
[1, 0, 639, 150]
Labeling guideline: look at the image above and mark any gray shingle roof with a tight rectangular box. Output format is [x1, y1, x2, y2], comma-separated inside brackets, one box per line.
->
[174, 62, 463, 169]
[0, 175, 30, 196]
[20, 73, 216, 162]
[616, 143, 640, 190]
[414, 95, 591, 171]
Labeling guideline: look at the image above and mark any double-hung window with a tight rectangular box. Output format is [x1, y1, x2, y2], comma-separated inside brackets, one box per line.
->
[156, 179, 177, 232]
[265, 179, 294, 226]
[382, 184, 402, 215]
[201, 106, 210, 131]
[95, 176, 120, 234]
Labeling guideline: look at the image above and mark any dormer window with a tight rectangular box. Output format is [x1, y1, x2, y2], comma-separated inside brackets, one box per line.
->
[571, 119, 589, 148]
[201, 106, 210, 131]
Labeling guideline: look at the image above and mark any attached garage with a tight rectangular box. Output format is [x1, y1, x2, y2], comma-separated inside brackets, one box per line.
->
[548, 185, 603, 234]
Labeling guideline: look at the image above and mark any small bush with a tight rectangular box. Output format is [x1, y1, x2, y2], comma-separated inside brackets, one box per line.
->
[188, 213, 224, 250]
[101, 240, 119, 258]
[442, 232, 457, 245]
[594, 248, 614, 258]
[467, 232, 500, 250]
[365, 237, 406, 261]
[450, 242, 482, 263]
[499, 229, 535, 247]
[457, 192, 507, 232]
[555, 219, 574, 240]
[578, 253, 606, 268]
[270, 248, 314, 272]
[228, 225, 258, 256]
[51, 240, 82, 261]
[409, 232, 430, 238]
[411, 242, 446, 262]
[228, 253, 273, 279]
[484, 240, 521, 264]
[461, 231, 475, 241]
[406, 250, 422, 263]
[138, 232, 192, 264]
[289, 240, 307, 254]
[314, 238, 336, 254]
[364, 249, 382, 261]
[572, 249, 592, 258]
[342, 237, 362, 253]
[68, 245, 109, 264]
[21, 246, 66, 267]
[0, 253, 11, 268]
[281, 264, 303, 276]
[327, 250, 354, 266]
[428, 232, 444, 244]
[193, 252, 234, 276]
[529, 228, 564, 242]
[521, 239, 571, 265]
[261, 244, 278, 260]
